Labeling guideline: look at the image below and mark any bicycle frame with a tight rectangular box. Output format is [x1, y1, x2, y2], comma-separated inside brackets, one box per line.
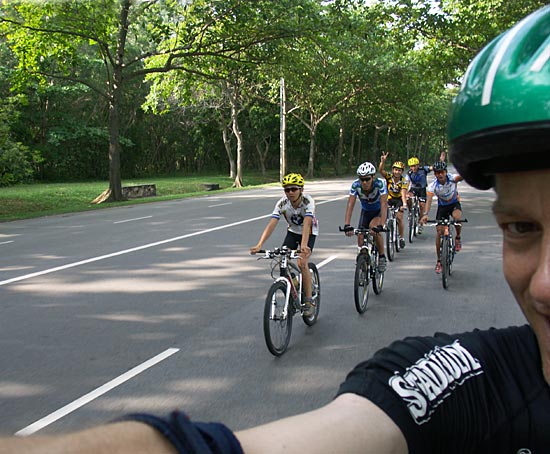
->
[260, 247, 302, 317]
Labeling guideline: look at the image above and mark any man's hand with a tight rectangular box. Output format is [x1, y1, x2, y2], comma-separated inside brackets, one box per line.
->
[250, 245, 261, 255]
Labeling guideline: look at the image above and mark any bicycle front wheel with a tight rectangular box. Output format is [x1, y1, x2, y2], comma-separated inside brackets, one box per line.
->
[354, 254, 370, 313]
[441, 237, 450, 289]
[408, 213, 415, 243]
[386, 221, 395, 261]
[263, 281, 293, 356]
[395, 219, 401, 252]
[302, 263, 321, 326]
[372, 249, 384, 294]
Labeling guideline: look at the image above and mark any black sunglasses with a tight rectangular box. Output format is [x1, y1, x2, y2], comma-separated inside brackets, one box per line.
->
[359, 176, 373, 182]
[284, 187, 300, 193]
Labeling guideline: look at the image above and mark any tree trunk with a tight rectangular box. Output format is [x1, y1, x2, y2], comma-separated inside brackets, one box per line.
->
[231, 100, 244, 187]
[306, 112, 317, 178]
[336, 120, 344, 176]
[94, 0, 131, 203]
[222, 124, 236, 179]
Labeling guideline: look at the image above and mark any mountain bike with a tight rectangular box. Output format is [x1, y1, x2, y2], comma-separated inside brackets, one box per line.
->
[427, 218, 468, 289]
[408, 194, 420, 243]
[385, 205, 401, 261]
[340, 225, 385, 313]
[256, 247, 321, 356]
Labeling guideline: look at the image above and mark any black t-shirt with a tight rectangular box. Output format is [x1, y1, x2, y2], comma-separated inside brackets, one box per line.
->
[336, 325, 550, 453]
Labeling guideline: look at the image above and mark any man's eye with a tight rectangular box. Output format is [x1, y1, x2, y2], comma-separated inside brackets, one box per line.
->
[501, 222, 538, 235]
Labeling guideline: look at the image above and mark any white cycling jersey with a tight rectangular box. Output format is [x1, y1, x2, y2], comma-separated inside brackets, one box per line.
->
[271, 193, 319, 236]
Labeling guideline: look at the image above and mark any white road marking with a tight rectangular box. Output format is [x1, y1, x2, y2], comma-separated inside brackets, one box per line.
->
[208, 202, 232, 208]
[0, 214, 270, 286]
[15, 348, 180, 436]
[113, 216, 153, 224]
[0, 241, 14, 245]
[1, 196, 346, 287]
[316, 255, 338, 269]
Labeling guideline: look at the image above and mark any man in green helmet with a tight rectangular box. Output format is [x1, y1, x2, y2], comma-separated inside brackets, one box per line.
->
[2, 6, 550, 454]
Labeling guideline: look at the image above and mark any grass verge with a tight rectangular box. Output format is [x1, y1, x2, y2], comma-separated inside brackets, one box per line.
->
[0, 174, 279, 222]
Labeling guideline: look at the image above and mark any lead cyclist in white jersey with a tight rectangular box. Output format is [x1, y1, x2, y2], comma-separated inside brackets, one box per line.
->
[250, 173, 319, 315]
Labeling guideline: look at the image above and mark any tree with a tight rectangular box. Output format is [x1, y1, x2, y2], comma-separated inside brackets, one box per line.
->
[1, 0, 317, 199]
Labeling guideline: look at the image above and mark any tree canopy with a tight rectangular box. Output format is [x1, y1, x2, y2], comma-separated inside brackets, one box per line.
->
[0, 0, 545, 195]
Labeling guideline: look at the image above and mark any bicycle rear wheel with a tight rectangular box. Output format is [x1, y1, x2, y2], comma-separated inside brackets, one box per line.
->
[441, 237, 450, 289]
[302, 263, 320, 326]
[386, 220, 395, 261]
[263, 281, 293, 356]
[354, 254, 370, 313]
[372, 249, 384, 294]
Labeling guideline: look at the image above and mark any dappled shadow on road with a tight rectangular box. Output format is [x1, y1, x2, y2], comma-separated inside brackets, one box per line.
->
[0, 182, 526, 435]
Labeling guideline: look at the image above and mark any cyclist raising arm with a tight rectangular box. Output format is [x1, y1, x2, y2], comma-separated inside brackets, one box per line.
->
[343, 161, 388, 271]
[250, 173, 319, 316]
[3, 6, 550, 453]
[421, 161, 464, 273]
[406, 156, 432, 233]
[379, 153, 408, 249]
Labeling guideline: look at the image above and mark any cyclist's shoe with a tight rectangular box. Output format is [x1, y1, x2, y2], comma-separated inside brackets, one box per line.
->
[302, 298, 316, 317]
[455, 237, 462, 252]
[418, 225, 423, 234]
[378, 256, 387, 272]
[399, 237, 406, 249]
[435, 261, 442, 274]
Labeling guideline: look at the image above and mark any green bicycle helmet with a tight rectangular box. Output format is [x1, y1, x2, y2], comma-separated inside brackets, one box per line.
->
[448, 5, 550, 189]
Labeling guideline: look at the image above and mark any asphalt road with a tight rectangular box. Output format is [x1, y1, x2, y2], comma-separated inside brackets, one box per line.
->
[0, 177, 525, 436]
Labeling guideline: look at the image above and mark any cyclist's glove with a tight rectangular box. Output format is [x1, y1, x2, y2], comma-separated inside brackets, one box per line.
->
[373, 225, 385, 233]
[117, 411, 243, 454]
[343, 224, 354, 233]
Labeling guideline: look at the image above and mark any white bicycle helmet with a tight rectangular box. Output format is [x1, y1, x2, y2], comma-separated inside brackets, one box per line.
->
[356, 162, 376, 177]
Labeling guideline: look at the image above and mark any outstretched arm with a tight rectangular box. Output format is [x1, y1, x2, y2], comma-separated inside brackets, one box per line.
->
[0, 422, 176, 454]
[250, 218, 278, 253]
[237, 393, 407, 454]
[379, 152, 389, 178]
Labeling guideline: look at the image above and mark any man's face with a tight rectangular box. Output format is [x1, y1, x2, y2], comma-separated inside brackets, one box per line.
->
[410, 164, 419, 173]
[359, 175, 373, 190]
[493, 171, 550, 384]
[392, 166, 403, 178]
[435, 169, 447, 183]
[283, 185, 302, 203]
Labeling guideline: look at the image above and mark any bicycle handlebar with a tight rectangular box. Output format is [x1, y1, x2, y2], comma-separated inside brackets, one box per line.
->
[256, 247, 300, 259]
[339, 225, 387, 234]
[426, 218, 468, 225]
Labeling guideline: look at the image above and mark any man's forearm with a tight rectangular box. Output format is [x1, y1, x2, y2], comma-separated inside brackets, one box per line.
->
[0, 422, 176, 454]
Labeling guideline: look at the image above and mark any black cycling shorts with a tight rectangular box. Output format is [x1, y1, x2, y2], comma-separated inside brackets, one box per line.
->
[410, 187, 427, 202]
[359, 210, 381, 229]
[388, 197, 404, 209]
[436, 202, 462, 220]
[282, 231, 316, 251]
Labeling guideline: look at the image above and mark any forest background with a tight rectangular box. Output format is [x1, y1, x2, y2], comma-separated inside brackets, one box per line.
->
[0, 0, 546, 207]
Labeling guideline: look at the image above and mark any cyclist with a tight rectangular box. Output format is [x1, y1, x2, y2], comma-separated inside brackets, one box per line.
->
[378, 152, 408, 249]
[406, 156, 432, 233]
[5, 7, 550, 453]
[420, 161, 464, 273]
[343, 161, 388, 271]
[250, 173, 319, 316]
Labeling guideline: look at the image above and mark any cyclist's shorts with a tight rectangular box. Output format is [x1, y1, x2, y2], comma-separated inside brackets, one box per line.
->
[359, 209, 381, 229]
[282, 231, 316, 251]
[410, 187, 427, 202]
[436, 202, 462, 221]
[388, 197, 404, 209]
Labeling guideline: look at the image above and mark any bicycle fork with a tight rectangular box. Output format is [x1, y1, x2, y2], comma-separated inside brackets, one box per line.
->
[272, 276, 299, 319]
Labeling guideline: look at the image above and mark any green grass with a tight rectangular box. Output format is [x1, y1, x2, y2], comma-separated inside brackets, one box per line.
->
[0, 173, 280, 222]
